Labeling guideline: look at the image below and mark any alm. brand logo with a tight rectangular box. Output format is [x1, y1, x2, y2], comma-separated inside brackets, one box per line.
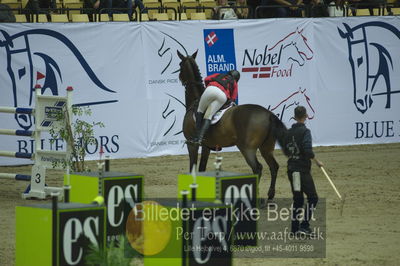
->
[338, 22, 400, 114]
[241, 28, 313, 79]
[0, 29, 117, 131]
[203, 29, 237, 75]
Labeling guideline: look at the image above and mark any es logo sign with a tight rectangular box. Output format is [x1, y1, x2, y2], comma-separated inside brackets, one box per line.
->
[104, 178, 143, 241]
[189, 208, 232, 265]
[221, 178, 258, 246]
[59, 210, 105, 266]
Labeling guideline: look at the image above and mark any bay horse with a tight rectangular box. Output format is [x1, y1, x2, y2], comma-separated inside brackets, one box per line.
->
[178, 50, 288, 200]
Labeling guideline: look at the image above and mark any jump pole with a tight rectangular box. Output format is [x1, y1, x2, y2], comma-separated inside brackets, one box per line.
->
[319, 166, 346, 216]
[22, 85, 73, 199]
[0, 85, 73, 199]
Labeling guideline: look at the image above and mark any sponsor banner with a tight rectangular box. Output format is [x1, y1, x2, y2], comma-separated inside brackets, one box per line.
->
[0, 17, 399, 165]
[140, 22, 201, 156]
[203, 28, 237, 75]
[0, 23, 147, 165]
[234, 19, 315, 129]
[314, 17, 400, 145]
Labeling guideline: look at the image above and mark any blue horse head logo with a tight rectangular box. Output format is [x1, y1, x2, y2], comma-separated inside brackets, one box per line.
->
[338, 22, 400, 114]
[0, 29, 117, 130]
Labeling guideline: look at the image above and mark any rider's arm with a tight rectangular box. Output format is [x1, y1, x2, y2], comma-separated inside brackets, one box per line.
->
[231, 82, 238, 101]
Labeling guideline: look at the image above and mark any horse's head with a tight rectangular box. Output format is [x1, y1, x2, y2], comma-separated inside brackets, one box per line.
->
[293, 29, 314, 64]
[296, 88, 315, 120]
[1, 30, 37, 130]
[281, 29, 314, 67]
[338, 22, 399, 114]
[269, 88, 315, 125]
[339, 23, 372, 114]
[1, 29, 116, 130]
[177, 50, 205, 108]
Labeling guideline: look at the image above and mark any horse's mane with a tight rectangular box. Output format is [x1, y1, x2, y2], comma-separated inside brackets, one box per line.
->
[187, 56, 204, 89]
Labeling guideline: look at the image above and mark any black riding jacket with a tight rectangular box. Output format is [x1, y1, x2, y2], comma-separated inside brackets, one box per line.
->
[286, 122, 315, 172]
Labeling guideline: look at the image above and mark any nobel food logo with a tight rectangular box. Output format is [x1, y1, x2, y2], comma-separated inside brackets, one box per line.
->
[203, 29, 237, 75]
[338, 22, 400, 114]
[241, 28, 313, 79]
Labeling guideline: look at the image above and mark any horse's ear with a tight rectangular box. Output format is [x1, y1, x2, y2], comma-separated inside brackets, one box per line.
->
[0, 29, 13, 48]
[337, 27, 347, 39]
[192, 50, 198, 59]
[177, 50, 185, 61]
[338, 23, 353, 39]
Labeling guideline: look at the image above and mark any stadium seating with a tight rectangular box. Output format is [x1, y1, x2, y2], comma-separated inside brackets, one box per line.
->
[190, 11, 206, 20]
[51, 14, 69, 22]
[71, 13, 89, 22]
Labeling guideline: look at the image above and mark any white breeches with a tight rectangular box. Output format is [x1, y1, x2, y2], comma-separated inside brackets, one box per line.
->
[197, 86, 227, 120]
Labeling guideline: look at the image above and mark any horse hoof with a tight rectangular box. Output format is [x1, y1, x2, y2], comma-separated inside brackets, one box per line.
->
[259, 198, 268, 209]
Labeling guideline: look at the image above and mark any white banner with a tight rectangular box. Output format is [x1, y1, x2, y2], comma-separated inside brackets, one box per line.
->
[0, 17, 399, 165]
[314, 17, 400, 145]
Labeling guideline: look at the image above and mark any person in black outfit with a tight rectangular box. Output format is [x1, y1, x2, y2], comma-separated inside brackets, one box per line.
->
[0, 4, 16, 22]
[285, 106, 323, 236]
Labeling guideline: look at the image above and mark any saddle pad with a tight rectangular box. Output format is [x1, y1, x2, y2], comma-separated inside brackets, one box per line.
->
[194, 102, 235, 125]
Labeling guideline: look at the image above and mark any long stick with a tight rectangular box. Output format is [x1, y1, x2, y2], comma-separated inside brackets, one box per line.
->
[320, 166, 342, 200]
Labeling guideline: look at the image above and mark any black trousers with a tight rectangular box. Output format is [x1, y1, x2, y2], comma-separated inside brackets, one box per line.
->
[288, 170, 318, 232]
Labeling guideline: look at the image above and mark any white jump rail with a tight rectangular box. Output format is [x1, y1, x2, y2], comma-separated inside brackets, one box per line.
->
[0, 85, 73, 199]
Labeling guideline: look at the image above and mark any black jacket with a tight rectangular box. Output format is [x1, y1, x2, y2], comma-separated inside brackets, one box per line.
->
[0, 4, 16, 22]
[286, 122, 315, 171]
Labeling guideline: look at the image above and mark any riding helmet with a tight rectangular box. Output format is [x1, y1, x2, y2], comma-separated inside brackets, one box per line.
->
[228, 70, 240, 82]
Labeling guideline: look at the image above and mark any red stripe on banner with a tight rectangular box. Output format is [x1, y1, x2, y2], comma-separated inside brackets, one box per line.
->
[260, 67, 271, 72]
[242, 67, 259, 72]
[259, 73, 271, 78]
[253, 74, 258, 78]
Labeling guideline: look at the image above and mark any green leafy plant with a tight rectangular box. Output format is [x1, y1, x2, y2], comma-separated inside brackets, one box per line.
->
[85, 236, 139, 266]
[49, 106, 104, 172]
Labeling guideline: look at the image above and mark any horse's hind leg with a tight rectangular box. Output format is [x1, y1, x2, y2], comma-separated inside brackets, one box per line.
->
[238, 148, 263, 180]
[260, 142, 279, 200]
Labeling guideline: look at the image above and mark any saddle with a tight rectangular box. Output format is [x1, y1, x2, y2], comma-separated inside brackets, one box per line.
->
[194, 101, 235, 125]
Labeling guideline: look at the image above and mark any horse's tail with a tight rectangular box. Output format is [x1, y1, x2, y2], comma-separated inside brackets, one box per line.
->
[270, 113, 289, 156]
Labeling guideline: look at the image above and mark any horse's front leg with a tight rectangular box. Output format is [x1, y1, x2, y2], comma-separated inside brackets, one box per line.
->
[187, 143, 200, 172]
[199, 146, 210, 172]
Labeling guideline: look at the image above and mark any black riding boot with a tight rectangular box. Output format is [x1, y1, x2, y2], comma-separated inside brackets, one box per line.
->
[195, 119, 211, 144]
[195, 112, 204, 131]
[188, 112, 204, 144]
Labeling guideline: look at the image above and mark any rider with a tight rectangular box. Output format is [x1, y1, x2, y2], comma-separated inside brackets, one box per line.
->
[193, 69, 240, 144]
